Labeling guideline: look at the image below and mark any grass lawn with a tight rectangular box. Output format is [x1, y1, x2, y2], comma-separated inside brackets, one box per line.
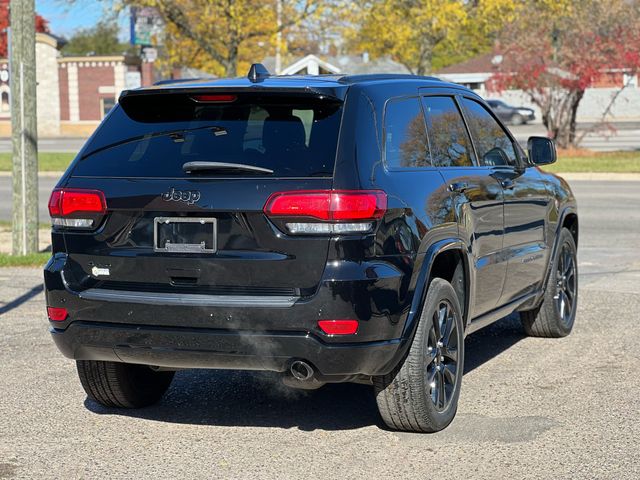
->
[0, 150, 639, 174]
[544, 150, 640, 173]
[0, 152, 75, 172]
[0, 252, 50, 267]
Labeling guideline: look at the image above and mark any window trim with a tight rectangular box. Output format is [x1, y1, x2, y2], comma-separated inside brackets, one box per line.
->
[458, 94, 527, 169]
[381, 95, 435, 172]
[419, 93, 478, 169]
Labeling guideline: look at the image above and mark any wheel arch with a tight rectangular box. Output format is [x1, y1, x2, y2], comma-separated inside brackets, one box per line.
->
[377, 238, 472, 376]
[562, 211, 579, 247]
[531, 206, 579, 309]
[403, 239, 472, 339]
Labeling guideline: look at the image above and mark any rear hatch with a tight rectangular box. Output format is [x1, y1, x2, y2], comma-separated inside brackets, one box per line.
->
[54, 90, 345, 298]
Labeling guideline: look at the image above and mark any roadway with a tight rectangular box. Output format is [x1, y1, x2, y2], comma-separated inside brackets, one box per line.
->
[0, 179, 639, 478]
[0, 120, 639, 154]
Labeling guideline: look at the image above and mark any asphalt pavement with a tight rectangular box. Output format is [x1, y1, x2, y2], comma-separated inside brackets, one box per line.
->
[0, 180, 639, 479]
[0, 175, 57, 223]
[0, 137, 87, 153]
[0, 120, 639, 155]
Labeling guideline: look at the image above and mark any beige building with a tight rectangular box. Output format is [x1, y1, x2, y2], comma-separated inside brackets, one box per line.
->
[0, 33, 143, 137]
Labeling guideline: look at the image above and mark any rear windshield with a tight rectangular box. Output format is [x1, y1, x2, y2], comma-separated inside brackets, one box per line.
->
[72, 93, 343, 178]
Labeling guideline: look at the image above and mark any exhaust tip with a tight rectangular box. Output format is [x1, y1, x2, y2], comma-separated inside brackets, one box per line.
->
[290, 360, 314, 381]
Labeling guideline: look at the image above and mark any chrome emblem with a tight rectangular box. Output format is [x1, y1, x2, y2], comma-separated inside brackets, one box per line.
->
[162, 187, 201, 205]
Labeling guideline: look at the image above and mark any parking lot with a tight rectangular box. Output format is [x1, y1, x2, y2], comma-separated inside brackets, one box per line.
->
[1, 179, 639, 479]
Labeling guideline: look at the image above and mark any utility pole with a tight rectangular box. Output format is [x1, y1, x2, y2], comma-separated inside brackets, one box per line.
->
[9, 0, 38, 255]
[275, 0, 282, 74]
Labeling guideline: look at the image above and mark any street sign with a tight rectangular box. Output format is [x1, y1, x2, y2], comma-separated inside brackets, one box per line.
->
[130, 7, 165, 47]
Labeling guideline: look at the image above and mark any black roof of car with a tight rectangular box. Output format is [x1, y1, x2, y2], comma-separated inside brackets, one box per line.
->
[122, 70, 467, 102]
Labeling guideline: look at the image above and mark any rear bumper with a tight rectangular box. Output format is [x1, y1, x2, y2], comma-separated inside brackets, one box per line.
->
[44, 253, 413, 379]
[51, 321, 402, 379]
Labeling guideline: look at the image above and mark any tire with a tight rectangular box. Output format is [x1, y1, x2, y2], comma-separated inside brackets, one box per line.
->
[520, 228, 578, 338]
[76, 360, 174, 408]
[374, 278, 465, 433]
[511, 113, 525, 125]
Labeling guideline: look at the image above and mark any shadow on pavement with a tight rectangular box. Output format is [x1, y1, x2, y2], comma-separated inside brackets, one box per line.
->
[0, 284, 43, 316]
[84, 314, 526, 431]
[464, 313, 526, 374]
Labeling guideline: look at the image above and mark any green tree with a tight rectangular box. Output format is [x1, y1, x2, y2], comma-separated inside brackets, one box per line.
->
[346, 0, 518, 73]
[432, 0, 516, 70]
[62, 19, 130, 56]
[348, 0, 468, 75]
[125, 0, 321, 77]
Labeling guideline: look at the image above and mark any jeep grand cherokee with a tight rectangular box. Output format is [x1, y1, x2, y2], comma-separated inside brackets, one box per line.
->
[44, 65, 578, 433]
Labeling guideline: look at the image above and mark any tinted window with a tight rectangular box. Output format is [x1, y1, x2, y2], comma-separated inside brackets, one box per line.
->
[72, 94, 342, 178]
[422, 96, 473, 167]
[461, 98, 518, 167]
[384, 97, 429, 168]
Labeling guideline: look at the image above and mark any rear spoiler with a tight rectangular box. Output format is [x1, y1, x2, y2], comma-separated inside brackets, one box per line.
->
[118, 87, 345, 123]
[120, 84, 347, 104]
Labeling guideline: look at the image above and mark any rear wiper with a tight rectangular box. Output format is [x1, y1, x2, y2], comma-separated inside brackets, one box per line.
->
[182, 161, 274, 174]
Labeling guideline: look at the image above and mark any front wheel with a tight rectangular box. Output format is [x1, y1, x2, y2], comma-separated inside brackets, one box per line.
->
[374, 278, 464, 432]
[520, 228, 578, 337]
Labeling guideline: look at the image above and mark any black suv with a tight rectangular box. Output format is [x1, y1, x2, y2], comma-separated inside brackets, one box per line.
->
[44, 66, 578, 433]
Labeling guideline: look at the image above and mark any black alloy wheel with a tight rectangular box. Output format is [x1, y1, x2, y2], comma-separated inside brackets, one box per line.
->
[425, 300, 460, 411]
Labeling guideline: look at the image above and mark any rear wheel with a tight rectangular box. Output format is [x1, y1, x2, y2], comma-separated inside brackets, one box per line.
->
[374, 278, 464, 432]
[520, 228, 578, 337]
[76, 360, 174, 408]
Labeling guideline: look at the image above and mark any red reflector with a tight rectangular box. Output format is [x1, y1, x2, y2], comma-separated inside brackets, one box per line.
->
[47, 306, 68, 322]
[318, 320, 359, 335]
[264, 190, 387, 221]
[191, 94, 237, 103]
[48, 189, 107, 217]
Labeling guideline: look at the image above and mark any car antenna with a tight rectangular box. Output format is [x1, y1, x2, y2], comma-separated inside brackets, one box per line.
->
[248, 63, 270, 83]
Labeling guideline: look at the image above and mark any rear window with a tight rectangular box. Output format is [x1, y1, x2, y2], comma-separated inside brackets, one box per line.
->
[72, 93, 343, 178]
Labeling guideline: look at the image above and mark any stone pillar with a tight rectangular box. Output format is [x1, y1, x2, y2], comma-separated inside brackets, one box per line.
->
[35, 33, 60, 136]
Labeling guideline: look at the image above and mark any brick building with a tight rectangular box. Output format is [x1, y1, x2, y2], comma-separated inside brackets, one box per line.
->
[0, 32, 148, 137]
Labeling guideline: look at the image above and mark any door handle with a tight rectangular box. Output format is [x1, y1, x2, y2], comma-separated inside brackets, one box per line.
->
[448, 182, 469, 193]
[501, 179, 515, 190]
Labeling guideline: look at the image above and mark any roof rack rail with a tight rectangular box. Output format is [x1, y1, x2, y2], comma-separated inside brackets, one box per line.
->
[153, 78, 201, 86]
[248, 63, 270, 83]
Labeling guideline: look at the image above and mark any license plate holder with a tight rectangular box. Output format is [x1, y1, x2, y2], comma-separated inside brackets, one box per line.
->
[154, 217, 217, 253]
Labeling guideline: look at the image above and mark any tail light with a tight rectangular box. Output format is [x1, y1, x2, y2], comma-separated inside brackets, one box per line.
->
[48, 188, 107, 229]
[264, 190, 387, 235]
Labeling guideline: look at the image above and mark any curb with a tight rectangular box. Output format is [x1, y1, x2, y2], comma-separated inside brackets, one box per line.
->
[555, 172, 640, 181]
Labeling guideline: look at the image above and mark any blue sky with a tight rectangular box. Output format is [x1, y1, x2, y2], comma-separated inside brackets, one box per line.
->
[35, 0, 130, 40]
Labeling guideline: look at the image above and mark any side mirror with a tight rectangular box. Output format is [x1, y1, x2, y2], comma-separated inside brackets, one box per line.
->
[527, 136, 557, 166]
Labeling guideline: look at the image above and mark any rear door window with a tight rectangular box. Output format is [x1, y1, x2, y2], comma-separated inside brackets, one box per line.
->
[421, 96, 474, 168]
[72, 93, 343, 178]
[383, 97, 429, 169]
[461, 97, 518, 167]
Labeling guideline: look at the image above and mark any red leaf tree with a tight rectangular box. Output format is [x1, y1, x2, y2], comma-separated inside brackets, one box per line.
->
[0, 0, 50, 58]
[490, 0, 640, 148]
